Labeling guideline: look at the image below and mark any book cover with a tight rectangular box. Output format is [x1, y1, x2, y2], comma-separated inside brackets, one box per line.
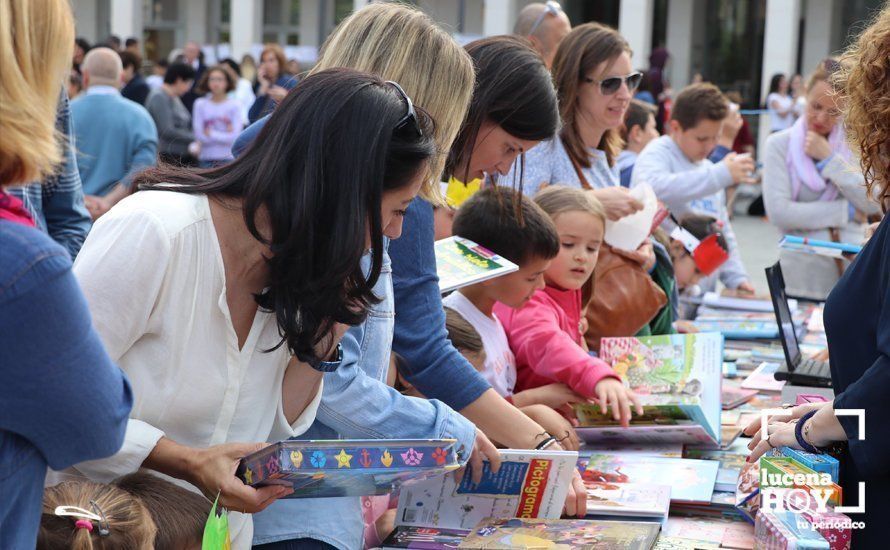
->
[395, 450, 577, 530]
[691, 320, 779, 339]
[458, 518, 660, 550]
[755, 510, 830, 549]
[767, 447, 839, 483]
[578, 453, 719, 504]
[381, 526, 470, 549]
[435, 236, 519, 294]
[780, 235, 862, 257]
[663, 516, 755, 549]
[236, 439, 459, 498]
[653, 535, 720, 549]
[576, 333, 723, 447]
[686, 439, 750, 493]
[701, 292, 798, 314]
[759, 457, 842, 507]
[580, 443, 684, 458]
[740, 362, 786, 392]
[585, 482, 671, 518]
[721, 386, 759, 410]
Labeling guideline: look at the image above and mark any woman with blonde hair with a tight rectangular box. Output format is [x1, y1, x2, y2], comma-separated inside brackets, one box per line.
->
[763, 59, 880, 300]
[745, 6, 889, 547]
[0, 1, 133, 548]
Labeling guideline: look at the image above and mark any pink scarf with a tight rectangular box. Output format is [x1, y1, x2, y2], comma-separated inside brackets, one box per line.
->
[786, 115, 851, 202]
[0, 190, 36, 227]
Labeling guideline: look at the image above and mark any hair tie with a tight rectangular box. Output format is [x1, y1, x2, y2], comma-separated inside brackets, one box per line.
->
[75, 519, 93, 532]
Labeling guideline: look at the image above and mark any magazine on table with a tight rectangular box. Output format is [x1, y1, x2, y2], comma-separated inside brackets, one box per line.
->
[574, 333, 723, 447]
[435, 236, 518, 294]
[458, 517, 661, 550]
[394, 449, 577, 531]
[236, 439, 459, 498]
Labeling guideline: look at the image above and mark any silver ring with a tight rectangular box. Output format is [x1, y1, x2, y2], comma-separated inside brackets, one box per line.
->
[766, 433, 776, 449]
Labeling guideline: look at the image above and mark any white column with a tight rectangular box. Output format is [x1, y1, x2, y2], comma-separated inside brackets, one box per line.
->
[801, 0, 834, 75]
[300, 0, 323, 46]
[761, 0, 801, 99]
[619, 0, 654, 70]
[110, 0, 142, 42]
[353, 0, 367, 13]
[185, 0, 208, 45]
[665, 0, 694, 87]
[483, 0, 515, 37]
[73, 0, 99, 43]
[230, 0, 260, 59]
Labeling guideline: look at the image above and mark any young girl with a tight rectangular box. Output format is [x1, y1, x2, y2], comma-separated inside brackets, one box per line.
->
[495, 186, 643, 426]
[38, 481, 156, 549]
[192, 65, 244, 167]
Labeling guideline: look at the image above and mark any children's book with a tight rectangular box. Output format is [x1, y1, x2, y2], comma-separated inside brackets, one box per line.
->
[458, 518, 661, 550]
[236, 439, 459, 498]
[740, 362, 786, 392]
[578, 453, 719, 504]
[653, 535, 721, 549]
[767, 447, 839, 483]
[395, 449, 577, 531]
[780, 235, 862, 258]
[721, 386, 759, 410]
[381, 526, 470, 549]
[701, 292, 798, 314]
[755, 510, 830, 549]
[691, 320, 779, 339]
[580, 443, 684, 458]
[807, 305, 825, 333]
[662, 516, 755, 550]
[585, 482, 671, 519]
[575, 333, 723, 447]
[685, 439, 750, 493]
[435, 236, 519, 294]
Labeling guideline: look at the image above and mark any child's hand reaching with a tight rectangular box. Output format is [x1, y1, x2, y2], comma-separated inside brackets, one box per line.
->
[593, 378, 643, 427]
[512, 383, 587, 411]
[520, 404, 580, 451]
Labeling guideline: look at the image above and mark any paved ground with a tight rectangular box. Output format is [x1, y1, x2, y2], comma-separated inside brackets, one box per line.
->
[729, 214, 782, 295]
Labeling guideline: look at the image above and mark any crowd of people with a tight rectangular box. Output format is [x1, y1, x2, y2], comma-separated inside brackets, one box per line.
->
[1, 0, 889, 548]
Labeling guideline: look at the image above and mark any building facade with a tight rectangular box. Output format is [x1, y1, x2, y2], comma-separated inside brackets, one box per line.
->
[74, 0, 881, 106]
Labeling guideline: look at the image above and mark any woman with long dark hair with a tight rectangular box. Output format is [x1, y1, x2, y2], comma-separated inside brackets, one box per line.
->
[61, 68, 437, 547]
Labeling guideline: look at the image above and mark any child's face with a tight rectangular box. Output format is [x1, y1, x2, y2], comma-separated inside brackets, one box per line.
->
[545, 211, 605, 290]
[670, 240, 703, 290]
[670, 118, 723, 162]
[487, 256, 551, 308]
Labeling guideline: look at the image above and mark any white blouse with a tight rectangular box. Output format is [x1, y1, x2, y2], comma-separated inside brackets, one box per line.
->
[67, 190, 322, 547]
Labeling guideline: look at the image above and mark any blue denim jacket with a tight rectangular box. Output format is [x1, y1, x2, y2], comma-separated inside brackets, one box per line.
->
[252, 248, 477, 549]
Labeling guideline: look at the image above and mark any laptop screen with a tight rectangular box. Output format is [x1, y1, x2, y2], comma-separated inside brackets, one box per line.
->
[765, 263, 801, 368]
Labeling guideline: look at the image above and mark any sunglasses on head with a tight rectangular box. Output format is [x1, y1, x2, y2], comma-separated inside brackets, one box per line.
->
[583, 72, 643, 95]
[386, 80, 422, 137]
[528, 1, 564, 35]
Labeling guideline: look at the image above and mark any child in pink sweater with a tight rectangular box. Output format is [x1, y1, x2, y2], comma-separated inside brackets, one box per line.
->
[495, 186, 642, 426]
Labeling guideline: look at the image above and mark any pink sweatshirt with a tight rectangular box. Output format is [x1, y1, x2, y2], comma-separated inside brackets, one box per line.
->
[494, 285, 619, 398]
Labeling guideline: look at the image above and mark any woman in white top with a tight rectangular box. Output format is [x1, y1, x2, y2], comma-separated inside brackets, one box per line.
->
[67, 69, 437, 547]
[762, 60, 879, 300]
[766, 73, 795, 132]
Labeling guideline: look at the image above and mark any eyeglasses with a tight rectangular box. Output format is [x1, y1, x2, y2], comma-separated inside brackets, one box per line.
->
[386, 80, 422, 137]
[528, 1, 564, 36]
[584, 72, 643, 95]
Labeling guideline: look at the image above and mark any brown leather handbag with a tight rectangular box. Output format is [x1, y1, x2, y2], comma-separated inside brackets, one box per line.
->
[565, 149, 667, 352]
[582, 245, 668, 351]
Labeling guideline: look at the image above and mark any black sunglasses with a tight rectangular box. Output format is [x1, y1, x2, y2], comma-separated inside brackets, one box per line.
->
[386, 80, 422, 137]
[583, 72, 643, 96]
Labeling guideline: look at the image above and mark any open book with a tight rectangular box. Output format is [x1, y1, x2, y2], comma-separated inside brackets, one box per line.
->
[394, 449, 577, 531]
[574, 333, 724, 447]
[435, 236, 519, 294]
[236, 439, 459, 498]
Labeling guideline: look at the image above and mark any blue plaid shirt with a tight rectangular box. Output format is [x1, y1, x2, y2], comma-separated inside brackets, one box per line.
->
[9, 90, 92, 259]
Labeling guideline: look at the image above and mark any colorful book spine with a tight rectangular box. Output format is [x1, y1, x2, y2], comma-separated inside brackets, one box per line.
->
[755, 510, 830, 549]
[801, 510, 853, 550]
[768, 447, 840, 484]
[759, 457, 842, 508]
[781, 235, 862, 254]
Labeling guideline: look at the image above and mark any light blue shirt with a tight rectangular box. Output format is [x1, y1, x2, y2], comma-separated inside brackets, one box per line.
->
[71, 88, 157, 197]
[503, 137, 620, 196]
[252, 248, 477, 549]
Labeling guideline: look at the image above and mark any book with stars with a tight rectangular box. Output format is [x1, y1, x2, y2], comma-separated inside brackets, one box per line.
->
[236, 439, 460, 498]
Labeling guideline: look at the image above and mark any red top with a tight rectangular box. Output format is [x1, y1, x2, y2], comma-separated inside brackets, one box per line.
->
[495, 285, 619, 398]
[0, 191, 36, 227]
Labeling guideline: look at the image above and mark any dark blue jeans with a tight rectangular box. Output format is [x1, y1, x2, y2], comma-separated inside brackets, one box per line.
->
[253, 539, 337, 550]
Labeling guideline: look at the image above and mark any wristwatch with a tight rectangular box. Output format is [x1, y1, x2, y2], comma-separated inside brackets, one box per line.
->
[304, 343, 343, 373]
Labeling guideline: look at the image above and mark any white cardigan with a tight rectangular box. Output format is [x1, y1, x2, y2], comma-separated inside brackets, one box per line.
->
[67, 190, 322, 548]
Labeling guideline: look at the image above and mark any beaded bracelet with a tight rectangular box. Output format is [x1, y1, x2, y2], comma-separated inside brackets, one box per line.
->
[795, 410, 823, 454]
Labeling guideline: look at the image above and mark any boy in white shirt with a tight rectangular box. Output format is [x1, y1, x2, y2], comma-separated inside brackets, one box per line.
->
[631, 83, 757, 295]
[442, 188, 586, 449]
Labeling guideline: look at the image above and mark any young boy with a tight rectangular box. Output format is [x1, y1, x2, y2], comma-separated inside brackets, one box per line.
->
[631, 83, 756, 296]
[442, 188, 585, 446]
[617, 99, 660, 187]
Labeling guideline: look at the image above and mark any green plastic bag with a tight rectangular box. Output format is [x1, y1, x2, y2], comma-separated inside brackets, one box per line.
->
[202, 494, 231, 550]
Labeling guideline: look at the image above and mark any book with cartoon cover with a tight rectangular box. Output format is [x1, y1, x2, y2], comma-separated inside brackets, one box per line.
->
[691, 320, 779, 339]
[435, 236, 519, 294]
[585, 481, 671, 518]
[574, 333, 723, 447]
[458, 518, 660, 550]
[395, 449, 577, 530]
[380, 526, 470, 549]
[578, 453, 719, 504]
[236, 439, 459, 498]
